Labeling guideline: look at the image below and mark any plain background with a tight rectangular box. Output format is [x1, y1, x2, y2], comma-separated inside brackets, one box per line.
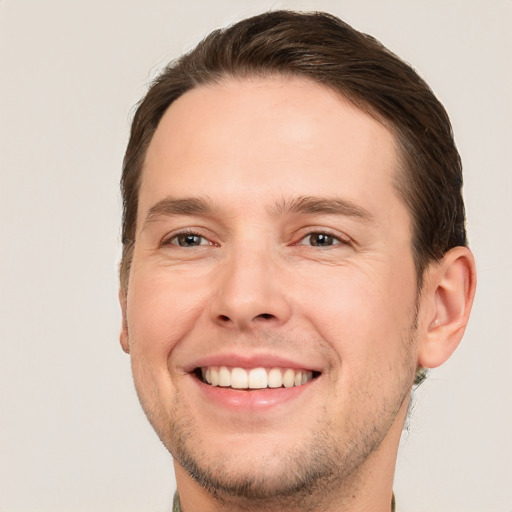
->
[0, 1, 511, 511]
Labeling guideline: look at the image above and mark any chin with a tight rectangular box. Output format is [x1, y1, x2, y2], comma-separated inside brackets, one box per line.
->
[172, 433, 341, 500]
[160, 399, 360, 502]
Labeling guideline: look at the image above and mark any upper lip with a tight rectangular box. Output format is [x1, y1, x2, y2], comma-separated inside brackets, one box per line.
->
[183, 352, 323, 373]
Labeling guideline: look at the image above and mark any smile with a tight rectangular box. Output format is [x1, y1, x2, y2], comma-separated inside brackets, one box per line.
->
[198, 366, 318, 390]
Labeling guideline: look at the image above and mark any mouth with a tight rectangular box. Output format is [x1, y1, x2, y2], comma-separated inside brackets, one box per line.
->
[194, 366, 321, 390]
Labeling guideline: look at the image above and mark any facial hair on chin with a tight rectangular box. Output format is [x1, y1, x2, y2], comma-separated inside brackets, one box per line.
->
[145, 316, 419, 510]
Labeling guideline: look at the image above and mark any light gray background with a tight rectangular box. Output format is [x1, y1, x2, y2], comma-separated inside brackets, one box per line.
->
[1, 1, 511, 511]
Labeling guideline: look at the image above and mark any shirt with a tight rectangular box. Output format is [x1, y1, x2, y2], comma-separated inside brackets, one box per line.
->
[172, 491, 396, 511]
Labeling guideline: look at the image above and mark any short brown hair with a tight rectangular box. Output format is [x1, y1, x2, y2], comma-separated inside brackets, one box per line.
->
[120, 10, 466, 293]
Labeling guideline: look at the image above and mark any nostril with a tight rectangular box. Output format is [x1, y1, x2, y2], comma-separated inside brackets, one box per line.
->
[219, 315, 231, 322]
[258, 313, 274, 320]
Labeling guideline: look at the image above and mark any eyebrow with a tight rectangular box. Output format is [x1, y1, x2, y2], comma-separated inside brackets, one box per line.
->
[271, 196, 373, 221]
[143, 194, 373, 225]
[145, 197, 218, 224]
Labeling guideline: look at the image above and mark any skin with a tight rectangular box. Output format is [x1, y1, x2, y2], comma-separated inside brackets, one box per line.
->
[120, 77, 476, 511]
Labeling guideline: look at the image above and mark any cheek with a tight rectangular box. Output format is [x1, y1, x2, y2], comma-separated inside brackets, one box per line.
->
[125, 268, 213, 423]
[126, 268, 210, 361]
[297, 262, 418, 372]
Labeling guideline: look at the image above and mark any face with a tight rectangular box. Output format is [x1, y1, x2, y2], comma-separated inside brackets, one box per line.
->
[121, 77, 421, 503]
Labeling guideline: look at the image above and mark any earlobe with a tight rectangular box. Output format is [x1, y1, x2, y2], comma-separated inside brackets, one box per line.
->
[418, 246, 476, 369]
[118, 289, 130, 354]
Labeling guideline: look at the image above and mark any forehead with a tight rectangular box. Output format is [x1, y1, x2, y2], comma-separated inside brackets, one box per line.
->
[140, 76, 406, 227]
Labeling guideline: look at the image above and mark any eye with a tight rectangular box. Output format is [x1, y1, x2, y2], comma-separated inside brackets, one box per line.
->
[298, 232, 344, 247]
[167, 233, 211, 247]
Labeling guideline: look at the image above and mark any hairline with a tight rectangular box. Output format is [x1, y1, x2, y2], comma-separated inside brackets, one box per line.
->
[120, 72, 428, 293]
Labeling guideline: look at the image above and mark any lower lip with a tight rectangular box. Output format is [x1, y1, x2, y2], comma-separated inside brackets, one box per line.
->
[191, 375, 317, 411]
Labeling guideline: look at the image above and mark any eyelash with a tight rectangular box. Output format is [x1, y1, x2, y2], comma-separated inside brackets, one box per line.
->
[294, 228, 350, 248]
[296, 232, 346, 247]
[161, 229, 214, 248]
[161, 228, 350, 249]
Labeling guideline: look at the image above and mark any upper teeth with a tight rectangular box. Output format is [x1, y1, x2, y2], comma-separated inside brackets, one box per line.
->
[201, 366, 314, 389]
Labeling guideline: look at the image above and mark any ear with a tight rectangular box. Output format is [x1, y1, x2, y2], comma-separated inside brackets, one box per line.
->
[118, 288, 130, 354]
[418, 246, 476, 369]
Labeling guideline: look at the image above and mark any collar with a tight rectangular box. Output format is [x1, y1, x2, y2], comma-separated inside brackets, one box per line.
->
[173, 492, 396, 511]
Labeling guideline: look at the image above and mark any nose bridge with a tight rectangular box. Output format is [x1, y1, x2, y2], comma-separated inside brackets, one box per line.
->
[210, 242, 291, 329]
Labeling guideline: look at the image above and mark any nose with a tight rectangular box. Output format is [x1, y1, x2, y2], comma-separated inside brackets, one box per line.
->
[209, 248, 292, 331]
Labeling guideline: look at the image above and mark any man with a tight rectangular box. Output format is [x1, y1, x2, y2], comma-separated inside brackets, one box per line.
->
[118, 11, 476, 512]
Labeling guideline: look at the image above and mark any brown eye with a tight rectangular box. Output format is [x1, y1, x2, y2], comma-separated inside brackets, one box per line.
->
[301, 233, 341, 247]
[170, 233, 209, 247]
